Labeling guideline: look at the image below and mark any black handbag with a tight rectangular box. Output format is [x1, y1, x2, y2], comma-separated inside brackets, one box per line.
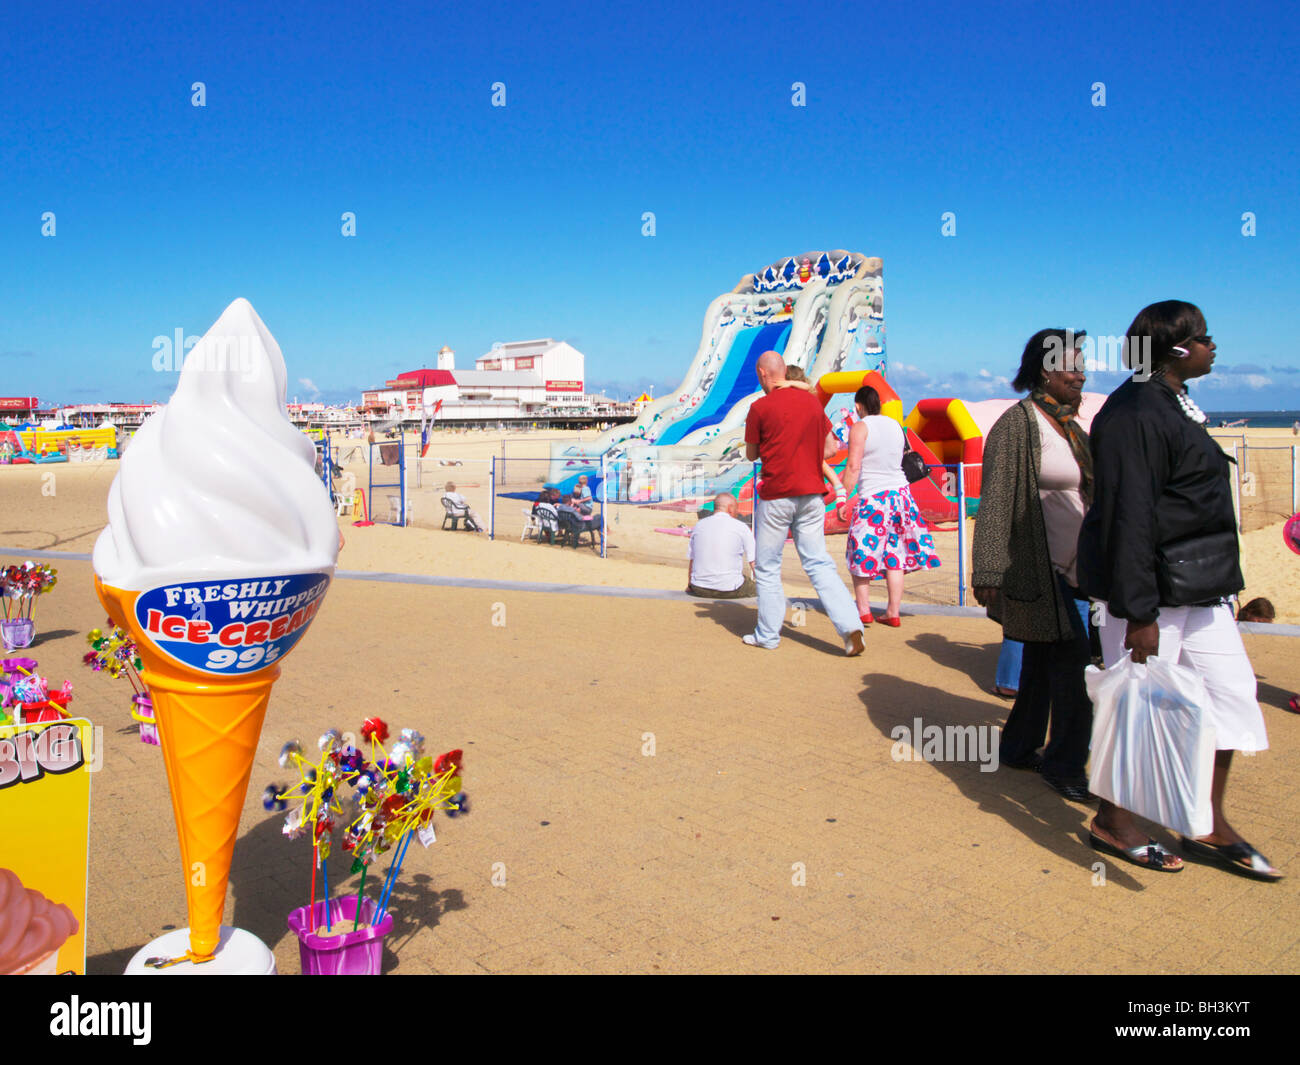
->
[901, 439, 929, 484]
[1155, 530, 1244, 606]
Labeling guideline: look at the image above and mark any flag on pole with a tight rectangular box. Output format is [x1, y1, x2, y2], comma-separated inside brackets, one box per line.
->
[420, 398, 442, 457]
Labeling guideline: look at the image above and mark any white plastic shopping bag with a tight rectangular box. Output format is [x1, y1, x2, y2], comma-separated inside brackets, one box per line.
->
[1085, 653, 1216, 839]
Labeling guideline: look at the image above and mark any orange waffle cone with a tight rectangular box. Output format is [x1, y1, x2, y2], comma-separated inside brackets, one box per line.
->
[97, 577, 280, 962]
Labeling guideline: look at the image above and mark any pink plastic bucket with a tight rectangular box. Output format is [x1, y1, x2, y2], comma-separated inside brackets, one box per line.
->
[287, 896, 393, 975]
[131, 693, 159, 746]
[1, 619, 34, 651]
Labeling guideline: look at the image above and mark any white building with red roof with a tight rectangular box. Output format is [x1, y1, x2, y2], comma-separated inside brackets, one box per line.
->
[361, 339, 589, 422]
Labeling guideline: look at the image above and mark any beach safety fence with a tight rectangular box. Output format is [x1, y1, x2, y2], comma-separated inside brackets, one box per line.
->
[327, 433, 1298, 604]
[331, 438, 496, 531]
[490, 455, 983, 606]
[491, 455, 609, 553]
[1214, 441, 1300, 533]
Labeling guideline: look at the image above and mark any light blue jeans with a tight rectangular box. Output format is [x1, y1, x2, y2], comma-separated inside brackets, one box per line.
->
[752, 493, 864, 648]
[994, 596, 1090, 690]
[995, 638, 1024, 691]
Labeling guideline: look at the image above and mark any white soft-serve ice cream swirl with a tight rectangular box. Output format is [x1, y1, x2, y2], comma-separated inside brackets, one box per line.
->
[94, 298, 339, 591]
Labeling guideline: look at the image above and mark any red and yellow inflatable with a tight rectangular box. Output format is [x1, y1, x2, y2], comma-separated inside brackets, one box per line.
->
[812, 372, 982, 528]
[903, 397, 983, 502]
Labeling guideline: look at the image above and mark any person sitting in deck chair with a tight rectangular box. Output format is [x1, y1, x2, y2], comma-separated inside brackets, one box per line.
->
[556, 493, 586, 547]
[442, 482, 484, 532]
[532, 489, 559, 544]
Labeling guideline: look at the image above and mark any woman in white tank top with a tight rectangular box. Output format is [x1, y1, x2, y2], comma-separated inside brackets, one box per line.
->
[840, 385, 939, 625]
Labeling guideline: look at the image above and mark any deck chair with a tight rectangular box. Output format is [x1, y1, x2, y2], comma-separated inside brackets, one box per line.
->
[575, 511, 603, 550]
[387, 493, 414, 526]
[556, 508, 585, 548]
[532, 502, 559, 544]
[521, 508, 542, 542]
[441, 495, 479, 531]
[335, 472, 357, 516]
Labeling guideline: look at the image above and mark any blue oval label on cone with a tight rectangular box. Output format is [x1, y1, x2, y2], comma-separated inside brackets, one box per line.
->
[133, 573, 331, 676]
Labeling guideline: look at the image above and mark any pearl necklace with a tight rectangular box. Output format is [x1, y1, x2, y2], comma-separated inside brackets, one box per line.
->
[1151, 368, 1208, 424]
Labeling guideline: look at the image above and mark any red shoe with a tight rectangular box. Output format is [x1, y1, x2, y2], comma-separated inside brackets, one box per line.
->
[859, 612, 874, 625]
[1288, 695, 1300, 714]
[881, 616, 901, 628]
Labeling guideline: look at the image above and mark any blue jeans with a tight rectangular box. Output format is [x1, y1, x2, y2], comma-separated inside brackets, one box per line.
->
[995, 639, 1024, 691]
[996, 600, 1089, 690]
[752, 493, 863, 648]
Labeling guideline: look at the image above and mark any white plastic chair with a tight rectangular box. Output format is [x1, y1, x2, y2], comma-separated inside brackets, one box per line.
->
[521, 508, 541, 542]
[387, 493, 413, 526]
[335, 472, 357, 516]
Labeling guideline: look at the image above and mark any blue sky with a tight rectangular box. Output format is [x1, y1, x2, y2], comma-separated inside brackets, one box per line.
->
[2, 0, 1298, 411]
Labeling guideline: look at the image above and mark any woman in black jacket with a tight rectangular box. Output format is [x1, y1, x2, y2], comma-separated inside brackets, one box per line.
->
[1078, 300, 1279, 880]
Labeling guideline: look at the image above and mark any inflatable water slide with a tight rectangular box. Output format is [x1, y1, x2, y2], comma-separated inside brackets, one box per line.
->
[549, 251, 886, 499]
[541, 250, 1068, 529]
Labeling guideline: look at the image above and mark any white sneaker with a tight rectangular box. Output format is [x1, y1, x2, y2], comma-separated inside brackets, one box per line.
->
[843, 630, 865, 657]
[742, 634, 777, 649]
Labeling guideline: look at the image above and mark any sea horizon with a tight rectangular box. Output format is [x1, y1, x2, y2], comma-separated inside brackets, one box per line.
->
[1205, 410, 1300, 428]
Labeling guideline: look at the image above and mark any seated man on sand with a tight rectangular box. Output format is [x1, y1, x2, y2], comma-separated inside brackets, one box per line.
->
[443, 482, 485, 533]
[686, 493, 756, 598]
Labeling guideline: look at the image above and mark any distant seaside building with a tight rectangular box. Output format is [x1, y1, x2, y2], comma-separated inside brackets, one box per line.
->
[0, 396, 41, 420]
[360, 338, 594, 423]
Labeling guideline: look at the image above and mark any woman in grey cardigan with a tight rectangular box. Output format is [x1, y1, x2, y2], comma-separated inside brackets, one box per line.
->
[972, 331, 1115, 809]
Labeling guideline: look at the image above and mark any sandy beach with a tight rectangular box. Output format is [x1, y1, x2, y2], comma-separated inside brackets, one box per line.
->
[5, 425, 1297, 619]
[2, 427, 1298, 975]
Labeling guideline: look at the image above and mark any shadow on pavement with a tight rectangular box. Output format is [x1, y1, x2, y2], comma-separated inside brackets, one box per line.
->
[904, 630, 1001, 697]
[1257, 678, 1297, 713]
[856, 672, 1152, 893]
[693, 600, 845, 655]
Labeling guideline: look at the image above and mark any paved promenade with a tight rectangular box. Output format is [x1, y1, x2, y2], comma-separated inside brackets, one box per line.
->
[17, 557, 1297, 974]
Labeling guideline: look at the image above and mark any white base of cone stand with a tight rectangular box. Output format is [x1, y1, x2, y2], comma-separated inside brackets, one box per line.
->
[124, 926, 277, 975]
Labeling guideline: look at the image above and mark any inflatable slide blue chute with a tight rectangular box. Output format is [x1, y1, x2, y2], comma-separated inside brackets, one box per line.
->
[654, 321, 791, 446]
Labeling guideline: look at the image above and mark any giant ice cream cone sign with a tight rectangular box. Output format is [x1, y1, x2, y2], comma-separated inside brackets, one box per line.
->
[93, 298, 339, 966]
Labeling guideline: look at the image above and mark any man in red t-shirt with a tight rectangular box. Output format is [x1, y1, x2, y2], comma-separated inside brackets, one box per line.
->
[743, 351, 864, 655]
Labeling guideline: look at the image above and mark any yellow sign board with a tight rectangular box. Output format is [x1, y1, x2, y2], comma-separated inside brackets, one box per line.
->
[0, 717, 93, 974]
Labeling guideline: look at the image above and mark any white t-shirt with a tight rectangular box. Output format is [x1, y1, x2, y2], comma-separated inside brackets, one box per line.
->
[856, 415, 908, 497]
[688, 512, 756, 591]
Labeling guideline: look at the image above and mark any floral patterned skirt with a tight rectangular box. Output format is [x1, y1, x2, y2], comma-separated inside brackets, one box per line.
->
[846, 487, 941, 579]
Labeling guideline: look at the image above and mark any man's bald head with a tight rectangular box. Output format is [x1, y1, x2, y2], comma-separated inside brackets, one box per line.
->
[755, 351, 787, 393]
[712, 492, 737, 516]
